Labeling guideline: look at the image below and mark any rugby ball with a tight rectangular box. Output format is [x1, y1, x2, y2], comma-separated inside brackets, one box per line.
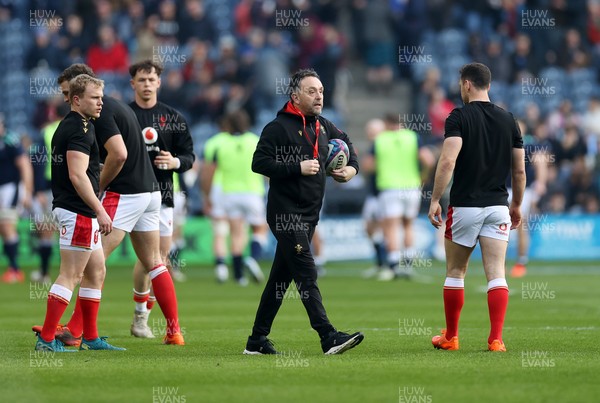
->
[325, 139, 349, 174]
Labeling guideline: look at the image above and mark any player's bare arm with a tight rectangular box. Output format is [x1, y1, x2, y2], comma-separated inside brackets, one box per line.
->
[510, 147, 526, 229]
[66, 150, 112, 234]
[532, 149, 549, 197]
[199, 159, 217, 216]
[428, 137, 463, 228]
[99, 134, 127, 194]
[15, 153, 34, 209]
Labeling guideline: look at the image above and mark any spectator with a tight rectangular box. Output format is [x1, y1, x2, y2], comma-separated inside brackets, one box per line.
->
[178, 0, 217, 46]
[510, 33, 540, 82]
[58, 14, 89, 66]
[27, 29, 66, 71]
[154, 0, 179, 44]
[547, 100, 581, 134]
[558, 28, 590, 71]
[481, 36, 511, 83]
[428, 87, 455, 140]
[582, 97, 600, 140]
[87, 24, 129, 74]
[552, 125, 588, 182]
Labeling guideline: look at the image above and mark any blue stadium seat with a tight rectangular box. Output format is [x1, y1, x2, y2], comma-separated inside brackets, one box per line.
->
[436, 28, 468, 56]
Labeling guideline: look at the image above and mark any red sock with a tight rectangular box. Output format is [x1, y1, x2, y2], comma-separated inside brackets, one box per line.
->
[147, 295, 156, 310]
[66, 295, 84, 338]
[443, 277, 465, 340]
[487, 279, 509, 344]
[133, 288, 150, 312]
[41, 284, 73, 342]
[149, 264, 180, 335]
[80, 288, 101, 340]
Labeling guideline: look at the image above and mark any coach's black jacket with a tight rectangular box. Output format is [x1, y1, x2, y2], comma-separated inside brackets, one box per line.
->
[252, 101, 359, 225]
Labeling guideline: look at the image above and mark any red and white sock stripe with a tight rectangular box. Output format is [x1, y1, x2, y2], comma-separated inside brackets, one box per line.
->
[444, 277, 464, 289]
[149, 264, 168, 280]
[79, 287, 102, 301]
[487, 278, 509, 292]
[133, 288, 150, 302]
[49, 284, 73, 304]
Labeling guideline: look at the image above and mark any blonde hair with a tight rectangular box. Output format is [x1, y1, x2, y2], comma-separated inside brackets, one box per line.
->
[69, 74, 104, 103]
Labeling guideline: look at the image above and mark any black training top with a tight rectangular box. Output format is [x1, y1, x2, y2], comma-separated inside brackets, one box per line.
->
[129, 101, 195, 207]
[445, 101, 523, 207]
[252, 101, 359, 225]
[93, 96, 157, 194]
[51, 111, 100, 217]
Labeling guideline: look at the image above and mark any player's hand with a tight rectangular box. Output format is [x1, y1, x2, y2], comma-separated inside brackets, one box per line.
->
[330, 166, 357, 183]
[96, 209, 113, 235]
[300, 159, 320, 176]
[509, 202, 522, 230]
[154, 151, 176, 170]
[428, 200, 443, 229]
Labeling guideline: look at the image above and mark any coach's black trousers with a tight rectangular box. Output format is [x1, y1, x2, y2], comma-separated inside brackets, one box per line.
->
[251, 223, 335, 339]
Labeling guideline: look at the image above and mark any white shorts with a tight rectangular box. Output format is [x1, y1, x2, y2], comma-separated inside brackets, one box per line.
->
[53, 207, 102, 251]
[159, 206, 173, 237]
[173, 191, 187, 227]
[445, 206, 511, 247]
[378, 188, 421, 219]
[508, 187, 535, 219]
[101, 191, 160, 233]
[361, 195, 381, 221]
[210, 186, 226, 219]
[223, 193, 266, 226]
[0, 182, 24, 221]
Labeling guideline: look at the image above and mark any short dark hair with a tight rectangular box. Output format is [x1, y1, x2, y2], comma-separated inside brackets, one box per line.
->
[57, 64, 95, 84]
[129, 60, 164, 78]
[459, 63, 491, 90]
[289, 68, 320, 99]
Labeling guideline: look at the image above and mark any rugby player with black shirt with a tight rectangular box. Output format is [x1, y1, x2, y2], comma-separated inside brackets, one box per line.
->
[33, 64, 184, 346]
[36, 74, 125, 351]
[128, 59, 195, 338]
[427, 63, 525, 352]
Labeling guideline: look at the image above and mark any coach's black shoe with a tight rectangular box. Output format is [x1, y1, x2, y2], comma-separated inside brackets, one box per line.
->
[243, 335, 278, 355]
[321, 331, 364, 355]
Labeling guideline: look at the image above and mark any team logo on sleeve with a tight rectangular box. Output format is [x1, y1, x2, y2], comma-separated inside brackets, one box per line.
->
[143, 127, 158, 145]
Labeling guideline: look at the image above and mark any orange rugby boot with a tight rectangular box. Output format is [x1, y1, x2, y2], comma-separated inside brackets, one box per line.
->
[488, 339, 507, 352]
[163, 332, 185, 345]
[432, 329, 459, 350]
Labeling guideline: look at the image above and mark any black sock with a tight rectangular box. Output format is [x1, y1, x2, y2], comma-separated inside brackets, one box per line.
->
[250, 240, 262, 261]
[374, 242, 386, 267]
[215, 257, 225, 266]
[3, 239, 19, 270]
[39, 243, 52, 276]
[232, 255, 243, 280]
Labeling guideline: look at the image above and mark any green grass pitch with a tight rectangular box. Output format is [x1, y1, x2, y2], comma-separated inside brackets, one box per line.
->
[1, 260, 598, 403]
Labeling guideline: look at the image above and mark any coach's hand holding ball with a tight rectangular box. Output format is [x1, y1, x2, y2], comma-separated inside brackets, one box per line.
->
[330, 166, 357, 183]
[301, 159, 320, 176]
[154, 150, 178, 170]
